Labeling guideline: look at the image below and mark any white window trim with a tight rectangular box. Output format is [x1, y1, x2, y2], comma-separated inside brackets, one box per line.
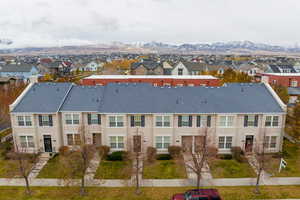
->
[16, 115, 33, 127]
[40, 115, 51, 127]
[66, 133, 81, 146]
[19, 135, 35, 148]
[64, 113, 80, 126]
[218, 115, 235, 128]
[90, 113, 99, 125]
[180, 115, 190, 127]
[264, 135, 277, 149]
[218, 136, 233, 149]
[107, 115, 126, 128]
[108, 135, 125, 150]
[265, 115, 280, 128]
[155, 115, 172, 128]
[155, 135, 172, 150]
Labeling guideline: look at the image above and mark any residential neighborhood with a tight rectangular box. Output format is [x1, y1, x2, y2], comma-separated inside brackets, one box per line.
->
[1, 0, 300, 199]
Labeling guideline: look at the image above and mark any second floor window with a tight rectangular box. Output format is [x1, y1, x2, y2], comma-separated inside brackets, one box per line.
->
[88, 114, 101, 125]
[178, 68, 183, 75]
[265, 116, 279, 127]
[244, 115, 258, 127]
[65, 114, 79, 125]
[20, 136, 34, 148]
[17, 116, 32, 126]
[109, 116, 124, 127]
[196, 115, 211, 127]
[130, 115, 145, 127]
[178, 115, 192, 127]
[291, 80, 298, 87]
[38, 115, 53, 127]
[156, 116, 171, 127]
[219, 116, 234, 127]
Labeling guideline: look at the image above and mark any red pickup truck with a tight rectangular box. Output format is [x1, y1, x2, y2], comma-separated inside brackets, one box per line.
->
[172, 189, 222, 200]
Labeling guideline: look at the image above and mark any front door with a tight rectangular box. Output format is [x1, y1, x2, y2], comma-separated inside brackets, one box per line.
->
[92, 133, 102, 147]
[245, 135, 254, 152]
[182, 136, 193, 153]
[43, 135, 52, 152]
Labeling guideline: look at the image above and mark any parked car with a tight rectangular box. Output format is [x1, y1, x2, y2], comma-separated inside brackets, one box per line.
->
[172, 189, 222, 200]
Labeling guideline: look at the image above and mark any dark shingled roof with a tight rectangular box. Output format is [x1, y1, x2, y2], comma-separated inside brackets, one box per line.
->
[288, 87, 300, 95]
[12, 82, 73, 113]
[0, 64, 37, 72]
[12, 82, 285, 114]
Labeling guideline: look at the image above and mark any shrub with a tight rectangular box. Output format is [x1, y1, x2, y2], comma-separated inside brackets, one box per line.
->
[218, 154, 232, 160]
[168, 146, 182, 159]
[156, 154, 172, 160]
[146, 147, 157, 163]
[98, 145, 110, 159]
[107, 151, 128, 161]
[0, 141, 13, 160]
[231, 146, 244, 163]
[59, 146, 70, 156]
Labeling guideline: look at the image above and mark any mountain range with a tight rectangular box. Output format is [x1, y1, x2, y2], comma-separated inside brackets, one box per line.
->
[1, 40, 300, 55]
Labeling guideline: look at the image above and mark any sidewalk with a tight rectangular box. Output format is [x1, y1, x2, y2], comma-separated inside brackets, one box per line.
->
[28, 153, 51, 178]
[84, 152, 101, 182]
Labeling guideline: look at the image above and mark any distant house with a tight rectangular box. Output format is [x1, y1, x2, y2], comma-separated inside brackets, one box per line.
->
[131, 61, 163, 75]
[78, 60, 105, 72]
[266, 64, 297, 73]
[0, 77, 18, 90]
[38, 61, 72, 76]
[162, 61, 174, 75]
[0, 64, 39, 80]
[236, 63, 265, 76]
[171, 61, 208, 75]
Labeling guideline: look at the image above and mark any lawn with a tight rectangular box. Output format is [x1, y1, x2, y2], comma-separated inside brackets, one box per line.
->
[37, 154, 81, 178]
[265, 140, 300, 177]
[143, 159, 187, 179]
[209, 158, 256, 178]
[0, 186, 300, 200]
[94, 160, 132, 179]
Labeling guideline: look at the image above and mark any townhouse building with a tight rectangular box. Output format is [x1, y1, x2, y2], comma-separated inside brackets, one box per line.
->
[10, 82, 286, 155]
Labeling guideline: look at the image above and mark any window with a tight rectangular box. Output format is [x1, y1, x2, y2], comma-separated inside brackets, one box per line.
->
[219, 116, 234, 127]
[155, 136, 171, 149]
[65, 114, 79, 125]
[178, 68, 183, 75]
[67, 134, 81, 145]
[244, 115, 258, 127]
[87, 113, 101, 125]
[109, 116, 124, 127]
[39, 115, 53, 126]
[218, 136, 232, 149]
[264, 136, 277, 148]
[181, 116, 190, 127]
[197, 116, 211, 127]
[20, 136, 34, 148]
[265, 116, 279, 127]
[291, 80, 298, 87]
[156, 116, 171, 127]
[17, 116, 32, 126]
[109, 136, 124, 149]
[131, 115, 145, 127]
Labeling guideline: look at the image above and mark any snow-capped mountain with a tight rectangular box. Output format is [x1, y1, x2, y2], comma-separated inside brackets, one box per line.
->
[0, 39, 13, 45]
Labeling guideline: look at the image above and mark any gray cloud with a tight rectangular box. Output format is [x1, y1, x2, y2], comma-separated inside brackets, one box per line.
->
[0, 0, 300, 48]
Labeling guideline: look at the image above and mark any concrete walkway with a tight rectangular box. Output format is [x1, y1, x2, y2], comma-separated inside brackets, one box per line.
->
[84, 152, 101, 182]
[183, 153, 213, 180]
[28, 153, 51, 178]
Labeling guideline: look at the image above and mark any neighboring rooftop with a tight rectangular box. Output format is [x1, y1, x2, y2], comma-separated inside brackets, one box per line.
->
[83, 75, 218, 79]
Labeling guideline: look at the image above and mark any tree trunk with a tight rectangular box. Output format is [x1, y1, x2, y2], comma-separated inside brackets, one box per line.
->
[135, 152, 141, 195]
[255, 168, 262, 194]
[80, 176, 86, 196]
[197, 172, 201, 189]
[24, 176, 31, 195]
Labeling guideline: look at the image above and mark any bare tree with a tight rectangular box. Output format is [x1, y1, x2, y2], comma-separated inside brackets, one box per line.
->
[9, 144, 38, 195]
[253, 130, 268, 194]
[131, 128, 143, 195]
[61, 124, 96, 196]
[185, 128, 217, 189]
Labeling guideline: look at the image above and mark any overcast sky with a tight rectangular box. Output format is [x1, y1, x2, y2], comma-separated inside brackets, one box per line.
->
[1, 0, 300, 48]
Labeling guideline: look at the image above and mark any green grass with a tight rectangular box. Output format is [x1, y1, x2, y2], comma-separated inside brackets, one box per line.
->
[143, 160, 187, 179]
[265, 140, 300, 177]
[209, 158, 256, 178]
[0, 158, 23, 178]
[94, 160, 132, 179]
[37, 154, 62, 178]
[0, 186, 300, 200]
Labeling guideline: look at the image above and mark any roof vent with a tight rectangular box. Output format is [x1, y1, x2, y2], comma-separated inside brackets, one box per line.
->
[56, 88, 60, 91]
[96, 98, 100, 102]
[241, 88, 244, 92]
[176, 99, 180, 104]
[115, 88, 119, 93]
